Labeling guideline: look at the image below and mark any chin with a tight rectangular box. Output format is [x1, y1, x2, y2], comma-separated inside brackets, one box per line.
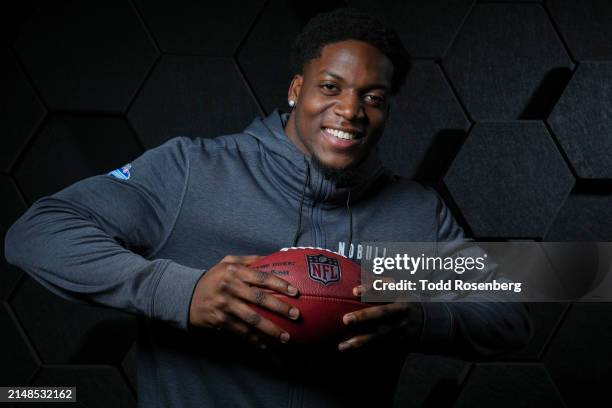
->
[311, 154, 360, 183]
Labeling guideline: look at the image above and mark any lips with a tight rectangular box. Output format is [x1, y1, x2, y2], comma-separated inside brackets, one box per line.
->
[320, 127, 363, 149]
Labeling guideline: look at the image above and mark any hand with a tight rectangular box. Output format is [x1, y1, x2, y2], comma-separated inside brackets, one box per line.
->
[189, 254, 300, 348]
[338, 285, 423, 352]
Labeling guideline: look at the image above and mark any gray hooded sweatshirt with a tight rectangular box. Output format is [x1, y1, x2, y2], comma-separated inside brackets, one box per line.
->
[5, 111, 530, 407]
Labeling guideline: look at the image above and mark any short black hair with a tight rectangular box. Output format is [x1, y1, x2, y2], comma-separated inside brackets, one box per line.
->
[290, 8, 411, 94]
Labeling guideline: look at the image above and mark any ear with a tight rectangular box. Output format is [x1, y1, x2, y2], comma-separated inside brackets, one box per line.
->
[288, 74, 303, 104]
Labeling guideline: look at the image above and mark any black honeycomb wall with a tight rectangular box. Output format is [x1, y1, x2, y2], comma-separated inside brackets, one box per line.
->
[2, 2, 611, 407]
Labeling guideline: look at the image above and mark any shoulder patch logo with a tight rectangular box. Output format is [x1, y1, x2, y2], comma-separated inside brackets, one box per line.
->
[108, 163, 132, 180]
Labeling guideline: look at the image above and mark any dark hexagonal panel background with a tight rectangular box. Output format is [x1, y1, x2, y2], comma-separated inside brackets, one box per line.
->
[379, 61, 470, 180]
[548, 0, 612, 61]
[127, 55, 261, 148]
[14, 115, 143, 203]
[32, 366, 135, 408]
[121, 341, 137, 393]
[0, 48, 46, 173]
[0, 176, 27, 300]
[544, 303, 612, 407]
[3, 2, 612, 407]
[14, 0, 159, 112]
[546, 194, 612, 241]
[504, 302, 569, 360]
[395, 353, 470, 407]
[0, 302, 39, 386]
[133, 0, 265, 55]
[443, 3, 573, 120]
[347, 0, 475, 58]
[454, 364, 565, 407]
[236, 0, 345, 114]
[444, 122, 574, 238]
[10, 276, 137, 365]
[548, 62, 612, 179]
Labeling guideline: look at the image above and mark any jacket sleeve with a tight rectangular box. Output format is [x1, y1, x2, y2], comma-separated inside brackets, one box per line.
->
[412, 195, 533, 360]
[4, 137, 205, 331]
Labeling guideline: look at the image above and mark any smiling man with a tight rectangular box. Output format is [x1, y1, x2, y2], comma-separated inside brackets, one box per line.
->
[5, 8, 531, 408]
[286, 39, 395, 177]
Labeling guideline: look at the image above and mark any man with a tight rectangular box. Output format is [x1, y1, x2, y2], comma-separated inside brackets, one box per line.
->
[5, 8, 531, 408]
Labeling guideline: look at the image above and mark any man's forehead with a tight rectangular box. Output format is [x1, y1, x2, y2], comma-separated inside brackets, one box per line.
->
[306, 40, 393, 87]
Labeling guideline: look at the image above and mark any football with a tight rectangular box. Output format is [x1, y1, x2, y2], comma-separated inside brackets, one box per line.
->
[248, 247, 368, 343]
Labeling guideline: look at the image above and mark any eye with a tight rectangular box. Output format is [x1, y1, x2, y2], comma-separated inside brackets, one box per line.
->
[320, 83, 339, 94]
[364, 94, 385, 107]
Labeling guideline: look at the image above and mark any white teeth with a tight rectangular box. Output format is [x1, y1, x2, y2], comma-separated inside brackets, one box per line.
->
[324, 128, 356, 140]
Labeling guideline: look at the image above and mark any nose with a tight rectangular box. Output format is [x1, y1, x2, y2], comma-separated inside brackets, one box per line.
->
[333, 91, 363, 121]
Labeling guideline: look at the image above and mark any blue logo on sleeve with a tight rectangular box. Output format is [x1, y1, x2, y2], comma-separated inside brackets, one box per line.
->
[108, 163, 132, 180]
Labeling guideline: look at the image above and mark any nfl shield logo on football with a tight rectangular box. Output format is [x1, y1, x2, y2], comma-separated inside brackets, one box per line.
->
[306, 254, 341, 285]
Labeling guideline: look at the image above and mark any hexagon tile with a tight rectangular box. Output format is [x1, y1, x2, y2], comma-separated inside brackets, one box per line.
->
[347, 0, 475, 58]
[14, 0, 159, 112]
[0, 176, 27, 300]
[13, 115, 143, 203]
[236, 0, 345, 114]
[32, 366, 135, 408]
[10, 276, 137, 365]
[127, 55, 261, 149]
[133, 0, 265, 55]
[0, 48, 46, 173]
[548, 62, 612, 179]
[378, 60, 470, 180]
[443, 3, 573, 120]
[443, 121, 574, 238]
[548, 0, 612, 61]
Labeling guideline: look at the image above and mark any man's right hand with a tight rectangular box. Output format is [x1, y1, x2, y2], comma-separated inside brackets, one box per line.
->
[188, 255, 300, 348]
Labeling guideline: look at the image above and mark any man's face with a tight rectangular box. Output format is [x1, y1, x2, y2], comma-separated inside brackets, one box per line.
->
[285, 40, 394, 173]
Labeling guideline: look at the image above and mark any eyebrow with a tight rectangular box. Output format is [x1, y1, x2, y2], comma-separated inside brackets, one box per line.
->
[319, 70, 390, 91]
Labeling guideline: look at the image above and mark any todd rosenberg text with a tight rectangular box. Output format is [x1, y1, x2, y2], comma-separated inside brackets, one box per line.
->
[372, 279, 523, 293]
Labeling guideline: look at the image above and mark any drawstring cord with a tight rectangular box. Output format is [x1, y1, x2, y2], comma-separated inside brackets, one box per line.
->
[290, 159, 354, 250]
[346, 190, 352, 252]
[292, 160, 310, 247]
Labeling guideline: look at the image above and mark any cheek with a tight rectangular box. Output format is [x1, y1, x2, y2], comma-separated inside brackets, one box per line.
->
[366, 109, 387, 131]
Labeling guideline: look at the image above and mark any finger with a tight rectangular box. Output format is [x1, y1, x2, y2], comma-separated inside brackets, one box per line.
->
[234, 265, 299, 296]
[338, 333, 375, 351]
[228, 301, 291, 344]
[230, 280, 300, 321]
[222, 314, 251, 339]
[223, 314, 267, 349]
[343, 303, 410, 325]
[338, 324, 394, 352]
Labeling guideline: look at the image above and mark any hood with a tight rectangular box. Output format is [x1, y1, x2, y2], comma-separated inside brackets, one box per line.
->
[244, 110, 389, 208]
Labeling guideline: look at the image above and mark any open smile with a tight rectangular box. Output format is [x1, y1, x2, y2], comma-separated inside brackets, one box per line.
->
[320, 127, 364, 149]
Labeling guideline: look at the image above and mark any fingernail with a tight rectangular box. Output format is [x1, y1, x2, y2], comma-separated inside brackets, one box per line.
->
[280, 332, 290, 343]
[353, 287, 363, 296]
[344, 313, 356, 325]
[338, 342, 351, 351]
[287, 286, 298, 296]
[289, 308, 299, 320]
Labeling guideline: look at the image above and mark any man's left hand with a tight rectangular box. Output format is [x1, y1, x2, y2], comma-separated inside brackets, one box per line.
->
[338, 285, 423, 352]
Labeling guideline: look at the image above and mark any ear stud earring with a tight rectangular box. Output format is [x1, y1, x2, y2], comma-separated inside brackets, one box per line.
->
[288, 100, 295, 108]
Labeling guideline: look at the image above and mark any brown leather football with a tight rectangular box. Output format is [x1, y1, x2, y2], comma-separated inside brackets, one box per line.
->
[249, 247, 368, 343]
